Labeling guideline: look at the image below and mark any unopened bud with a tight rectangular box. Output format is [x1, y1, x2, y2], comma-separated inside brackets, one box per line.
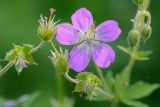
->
[141, 24, 152, 41]
[50, 8, 56, 17]
[51, 48, 69, 74]
[127, 29, 140, 47]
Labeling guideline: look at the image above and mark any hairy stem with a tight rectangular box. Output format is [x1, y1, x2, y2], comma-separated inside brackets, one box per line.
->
[55, 69, 65, 105]
[49, 41, 60, 57]
[0, 62, 14, 76]
[64, 71, 79, 84]
[29, 40, 45, 54]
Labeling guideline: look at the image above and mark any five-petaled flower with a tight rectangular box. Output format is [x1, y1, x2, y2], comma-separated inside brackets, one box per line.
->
[56, 8, 121, 72]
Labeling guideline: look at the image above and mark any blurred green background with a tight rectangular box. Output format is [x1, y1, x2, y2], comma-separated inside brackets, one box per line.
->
[0, 0, 160, 107]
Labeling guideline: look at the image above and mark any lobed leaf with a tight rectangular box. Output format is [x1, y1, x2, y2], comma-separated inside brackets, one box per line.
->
[122, 81, 160, 99]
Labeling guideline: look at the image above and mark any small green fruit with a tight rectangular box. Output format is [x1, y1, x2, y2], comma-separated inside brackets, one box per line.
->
[141, 24, 152, 41]
[127, 29, 140, 47]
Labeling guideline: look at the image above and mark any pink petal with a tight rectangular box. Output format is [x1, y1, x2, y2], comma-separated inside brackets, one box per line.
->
[56, 24, 81, 45]
[71, 8, 93, 32]
[95, 20, 121, 42]
[91, 43, 115, 68]
[68, 43, 90, 72]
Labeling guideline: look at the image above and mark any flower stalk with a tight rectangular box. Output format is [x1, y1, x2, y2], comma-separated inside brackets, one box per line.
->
[0, 62, 14, 77]
[125, 0, 151, 85]
[29, 40, 46, 54]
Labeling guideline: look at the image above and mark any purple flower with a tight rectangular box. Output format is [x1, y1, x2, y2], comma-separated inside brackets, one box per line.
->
[56, 8, 121, 72]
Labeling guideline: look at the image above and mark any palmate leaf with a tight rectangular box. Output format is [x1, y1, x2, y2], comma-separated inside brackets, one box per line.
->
[122, 81, 160, 100]
[121, 98, 149, 107]
[104, 71, 114, 93]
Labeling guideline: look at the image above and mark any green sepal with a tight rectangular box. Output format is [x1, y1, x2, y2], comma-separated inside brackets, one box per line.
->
[133, 51, 152, 61]
[74, 83, 85, 92]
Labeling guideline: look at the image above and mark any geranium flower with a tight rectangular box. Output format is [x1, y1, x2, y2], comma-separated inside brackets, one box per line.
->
[56, 8, 121, 72]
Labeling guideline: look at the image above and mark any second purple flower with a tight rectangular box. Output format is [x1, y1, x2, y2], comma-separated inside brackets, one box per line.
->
[56, 8, 121, 72]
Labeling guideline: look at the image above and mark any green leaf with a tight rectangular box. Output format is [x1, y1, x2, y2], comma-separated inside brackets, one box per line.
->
[104, 71, 114, 92]
[122, 81, 160, 99]
[121, 98, 149, 107]
[134, 51, 152, 61]
[118, 46, 131, 55]
[21, 92, 41, 107]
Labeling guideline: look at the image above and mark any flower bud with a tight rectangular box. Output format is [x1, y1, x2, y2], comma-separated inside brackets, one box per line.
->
[133, 0, 144, 5]
[127, 29, 140, 48]
[141, 24, 152, 41]
[50, 48, 69, 74]
[38, 8, 59, 41]
[74, 72, 102, 99]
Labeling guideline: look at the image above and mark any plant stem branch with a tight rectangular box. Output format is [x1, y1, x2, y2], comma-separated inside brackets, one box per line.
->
[30, 40, 45, 54]
[49, 41, 60, 57]
[0, 62, 14, 77]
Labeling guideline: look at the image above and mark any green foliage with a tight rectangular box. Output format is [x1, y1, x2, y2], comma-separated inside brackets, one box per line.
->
[50, 97, 74, 107]
[122, 81, 160, 100]
[0, 92, 40, 107]
[121, 98, 149, 107]
[104, 71, 114, 93]
[118, 46, 152, 61]
[20, 92, 41, 107]
[134, 51, 152, 61]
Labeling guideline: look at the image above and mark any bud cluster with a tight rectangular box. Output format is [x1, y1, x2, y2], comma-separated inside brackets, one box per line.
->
[128, 0, 152, 48]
